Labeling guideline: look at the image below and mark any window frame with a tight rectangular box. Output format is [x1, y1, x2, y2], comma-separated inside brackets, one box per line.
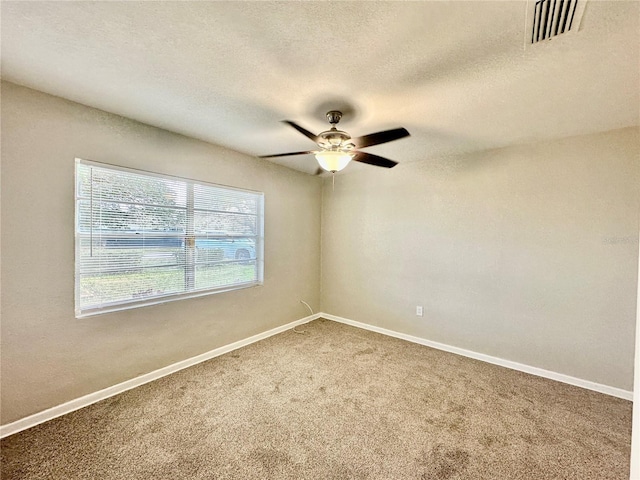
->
[74, 158, 264, 318]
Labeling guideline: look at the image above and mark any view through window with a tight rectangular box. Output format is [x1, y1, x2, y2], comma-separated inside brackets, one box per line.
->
[75, 159, 264, 317]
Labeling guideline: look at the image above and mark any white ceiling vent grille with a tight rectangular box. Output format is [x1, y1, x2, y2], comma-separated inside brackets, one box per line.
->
[529, 0, 587, 44]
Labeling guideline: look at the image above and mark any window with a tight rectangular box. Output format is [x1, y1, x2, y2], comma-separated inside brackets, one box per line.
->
[75, 159, 264, 317]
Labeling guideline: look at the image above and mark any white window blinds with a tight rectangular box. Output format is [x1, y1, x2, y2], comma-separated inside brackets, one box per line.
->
[75, 159, 264, 317]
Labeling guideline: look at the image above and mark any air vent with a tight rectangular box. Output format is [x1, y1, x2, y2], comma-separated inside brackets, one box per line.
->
[529, 0, 587, 44]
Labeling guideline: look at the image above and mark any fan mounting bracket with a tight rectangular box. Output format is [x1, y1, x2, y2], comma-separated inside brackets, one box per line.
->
[326, 110, 343, 125]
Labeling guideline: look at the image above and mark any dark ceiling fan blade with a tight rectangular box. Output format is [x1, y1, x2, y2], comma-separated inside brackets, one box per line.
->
[283, 121, 320, 143]
[352, 151, 398, 168]
[313, 167, 324, 176]
[351, 127, 410, 149]
[259, 150, 315, 158]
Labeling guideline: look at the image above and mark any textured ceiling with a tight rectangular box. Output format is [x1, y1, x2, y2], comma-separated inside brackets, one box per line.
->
[2, 1, 639, 175]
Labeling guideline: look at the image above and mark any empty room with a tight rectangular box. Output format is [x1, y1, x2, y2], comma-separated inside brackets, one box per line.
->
[1, 1, 639, 479]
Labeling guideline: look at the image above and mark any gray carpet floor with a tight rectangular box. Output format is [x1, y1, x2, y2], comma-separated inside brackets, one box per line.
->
[0, 319, 632, 479]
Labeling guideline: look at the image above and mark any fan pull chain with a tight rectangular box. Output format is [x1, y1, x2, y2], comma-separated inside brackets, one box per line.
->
[332, 172, 335, 191]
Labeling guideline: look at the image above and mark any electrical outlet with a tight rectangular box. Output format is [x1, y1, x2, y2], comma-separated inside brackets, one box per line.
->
[416, 306, 423, 317]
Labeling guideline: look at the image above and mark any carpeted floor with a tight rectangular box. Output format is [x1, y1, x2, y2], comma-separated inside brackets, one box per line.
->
[0, 319, 633, 479]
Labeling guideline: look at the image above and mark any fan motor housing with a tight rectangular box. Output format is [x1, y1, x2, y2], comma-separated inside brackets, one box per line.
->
[319, 129, 351, 148]
[319, 111, 352, 148]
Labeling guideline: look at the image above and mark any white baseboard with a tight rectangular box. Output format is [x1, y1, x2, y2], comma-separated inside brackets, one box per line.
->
[1, 311, 631, 439]
[321, 313, 634, 401]
[0, 313, 320, 439]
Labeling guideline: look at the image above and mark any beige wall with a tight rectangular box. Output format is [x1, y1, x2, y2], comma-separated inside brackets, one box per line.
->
[631, 235, 640, 479]
[0, 82, 321, 424]
[1, 80, 638, 426]
[321, 128, 639, 391]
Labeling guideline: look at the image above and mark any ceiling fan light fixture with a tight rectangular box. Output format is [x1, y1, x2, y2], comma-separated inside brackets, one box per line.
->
[315, 150, 353, 173]
[259, 110, 409, 172]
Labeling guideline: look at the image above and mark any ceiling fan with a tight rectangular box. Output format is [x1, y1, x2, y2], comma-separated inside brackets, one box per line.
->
[259, 111, 410, 173]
